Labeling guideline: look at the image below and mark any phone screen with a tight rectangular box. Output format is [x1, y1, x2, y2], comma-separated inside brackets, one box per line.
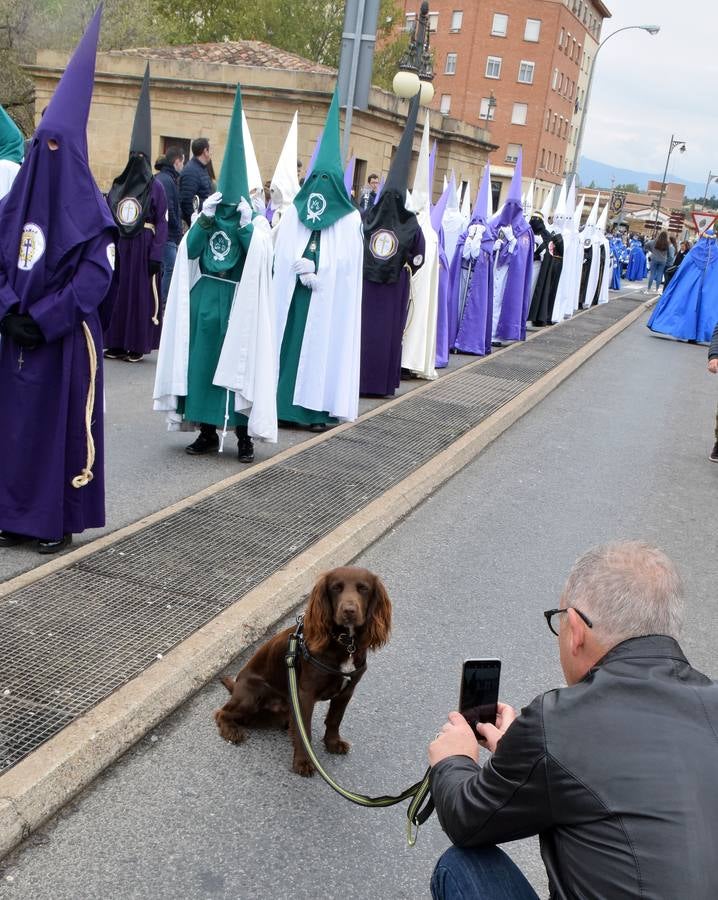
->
[459, 659, 501, 734]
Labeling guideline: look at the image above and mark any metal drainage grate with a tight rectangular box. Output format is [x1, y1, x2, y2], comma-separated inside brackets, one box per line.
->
[0, 295, 644, 773]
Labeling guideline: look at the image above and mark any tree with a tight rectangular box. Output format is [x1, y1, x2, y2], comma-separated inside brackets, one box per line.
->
[614, 182, 640, 193]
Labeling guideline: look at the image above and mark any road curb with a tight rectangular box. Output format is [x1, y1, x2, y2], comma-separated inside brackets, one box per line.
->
[0, 299, 650, 860]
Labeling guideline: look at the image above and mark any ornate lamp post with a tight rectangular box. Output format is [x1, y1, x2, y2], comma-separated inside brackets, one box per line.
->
[654, 134, 686, 235]
[393, 1, 435, 106]
[702, 170, 718, 208]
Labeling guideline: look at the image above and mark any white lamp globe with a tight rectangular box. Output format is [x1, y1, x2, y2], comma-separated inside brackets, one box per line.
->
[393, 69, 420, 99]
[419, 79, 435, 106]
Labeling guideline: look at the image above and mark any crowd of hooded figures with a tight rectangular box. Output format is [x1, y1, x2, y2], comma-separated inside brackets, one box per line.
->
[0, 8, 619, 555]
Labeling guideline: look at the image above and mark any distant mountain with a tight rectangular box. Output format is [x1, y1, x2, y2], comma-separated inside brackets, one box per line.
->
[578, 156, 717, 201]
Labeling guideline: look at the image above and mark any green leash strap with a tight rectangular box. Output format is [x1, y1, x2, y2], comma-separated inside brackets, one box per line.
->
[286, 631, 435, 846]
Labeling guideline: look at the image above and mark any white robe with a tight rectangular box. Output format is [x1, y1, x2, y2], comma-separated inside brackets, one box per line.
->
[273, 204, 363, 422]
[153, 217, 278, 442]
[402, 208, 439, 380]
[0, 160, 20, 199]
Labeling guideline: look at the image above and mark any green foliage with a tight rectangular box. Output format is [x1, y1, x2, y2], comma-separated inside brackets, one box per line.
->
[614, 182, 640, 193]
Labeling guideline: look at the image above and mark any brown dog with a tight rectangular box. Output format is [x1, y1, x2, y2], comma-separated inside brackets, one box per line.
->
[214, 566, 392, 776]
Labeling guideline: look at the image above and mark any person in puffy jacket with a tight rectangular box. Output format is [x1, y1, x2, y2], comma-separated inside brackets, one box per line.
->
[179, 137, 213, 227]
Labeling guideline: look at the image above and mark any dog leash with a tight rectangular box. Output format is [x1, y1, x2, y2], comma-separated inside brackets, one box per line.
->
[285, 618, 435, 846]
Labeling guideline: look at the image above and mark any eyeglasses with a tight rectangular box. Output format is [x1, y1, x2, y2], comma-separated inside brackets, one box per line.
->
[543, 607, 593, 636]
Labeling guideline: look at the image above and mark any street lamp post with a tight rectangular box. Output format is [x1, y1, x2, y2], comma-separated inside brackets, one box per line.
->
[654, 134, 686, 236]
[392, 1, 434, 106]
[702, 170, 718, 208]
[570, 24, 660, 183]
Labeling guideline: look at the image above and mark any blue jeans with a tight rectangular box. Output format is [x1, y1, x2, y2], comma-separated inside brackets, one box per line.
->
[647, 259, 666, 291]
[431, 846, 540, 900]
[161, 241, 178, 306]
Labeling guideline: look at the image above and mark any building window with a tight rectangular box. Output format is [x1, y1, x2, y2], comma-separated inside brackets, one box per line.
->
[552, 113, 557, 134]
[491, 13, 508, 36]
[485, 56, 502, 78]
[524, 18, 541, 41]
[404, 13, 416, 32]
[479, 97, 496, 120]
[518, 60, 535, 84]
[445, 52, 458, 75]
[428, 11, 439, 31]
[545, 107, 551, 130]
[440, 94, 452, 115]
[540, 148, 545, 168]
[558, 73, 564, 92]
[450, 10, 463, 32]
[506, 143, 522, 163]
[552, 68, 559, 90]
[559, 27, 565, 48]
[511, 103, 528, 125]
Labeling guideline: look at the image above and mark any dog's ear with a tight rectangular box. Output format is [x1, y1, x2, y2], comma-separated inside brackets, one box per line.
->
[303, 572, 333, 654]
[366, 575, 392, 651]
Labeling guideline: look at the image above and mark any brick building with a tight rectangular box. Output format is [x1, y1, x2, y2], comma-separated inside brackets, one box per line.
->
[402, 0, 611, 206]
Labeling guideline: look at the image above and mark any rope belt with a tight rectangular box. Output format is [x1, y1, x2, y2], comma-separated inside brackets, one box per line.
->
[71, 321, 97, 489]
[151, 273, 160, 325]
[144, 222, 156, 235]
[285, 618, 434, 846]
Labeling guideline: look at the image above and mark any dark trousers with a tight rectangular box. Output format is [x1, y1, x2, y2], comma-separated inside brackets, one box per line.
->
[431, 846, 540, 900]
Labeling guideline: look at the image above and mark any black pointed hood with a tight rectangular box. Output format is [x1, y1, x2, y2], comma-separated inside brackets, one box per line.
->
[107, 62, 154, 237]
[362, 92, 421, 285]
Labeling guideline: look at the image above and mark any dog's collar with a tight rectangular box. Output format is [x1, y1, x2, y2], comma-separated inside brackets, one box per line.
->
[290, 617, 366, 691]
[333, 629, 357, 655]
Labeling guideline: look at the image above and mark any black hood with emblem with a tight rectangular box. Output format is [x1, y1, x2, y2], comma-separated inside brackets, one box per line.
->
[107, 63, 154, 237]
[362, 92, 421, 284]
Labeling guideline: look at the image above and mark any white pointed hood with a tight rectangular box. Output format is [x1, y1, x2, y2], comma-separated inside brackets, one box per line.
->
[461, 179, 472, 220]
[524, 179, 535, 217]
[573, 194, 586, 229]
[596, 202, 609, 233]
[270, 111, 300, 213]
[410, 114, 431, 214]
[241, 110, 263, 199]
[586, 192, 600, 227]
[539, 188, 553, 222]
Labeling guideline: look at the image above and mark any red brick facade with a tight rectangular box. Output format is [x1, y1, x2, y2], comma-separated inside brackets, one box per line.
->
[401, 0, 610, 193]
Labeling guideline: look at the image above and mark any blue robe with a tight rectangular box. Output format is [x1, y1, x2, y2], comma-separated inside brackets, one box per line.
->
[626, 241, 646, 281]
[647, 238, 718, 343]
[610, 239, 622, 290]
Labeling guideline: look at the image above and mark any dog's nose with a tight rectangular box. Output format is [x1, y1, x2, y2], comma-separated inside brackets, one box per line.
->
[342, 605, 358, 623]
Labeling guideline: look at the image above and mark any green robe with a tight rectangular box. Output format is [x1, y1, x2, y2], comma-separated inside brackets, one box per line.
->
[276, 231, 338, 426]
[177, 214, 252, 428]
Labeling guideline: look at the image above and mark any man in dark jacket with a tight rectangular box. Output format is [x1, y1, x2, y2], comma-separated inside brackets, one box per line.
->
[179, 137, 212, 227]
[429, 541, 718, 900]
[155, 146, 184, 302]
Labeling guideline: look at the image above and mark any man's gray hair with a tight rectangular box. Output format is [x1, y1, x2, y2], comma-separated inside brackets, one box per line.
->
[561, 541, 684, 646]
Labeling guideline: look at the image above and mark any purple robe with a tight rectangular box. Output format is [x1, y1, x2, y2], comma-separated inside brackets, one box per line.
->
[449, 226, 495, 356]
[104, 178, 168, 353]
[0, 4, 117, 540]
[435, 241, 450, 368]
[493, 223, 534, 342]
[360, 228, 425, 396]
[0, 233, 115, 538]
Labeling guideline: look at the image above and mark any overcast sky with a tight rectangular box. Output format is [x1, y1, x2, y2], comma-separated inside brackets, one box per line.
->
[583, 0, 717, 189]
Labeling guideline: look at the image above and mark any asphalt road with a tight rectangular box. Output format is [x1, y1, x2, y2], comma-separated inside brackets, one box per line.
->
[2, 310, 717, 899]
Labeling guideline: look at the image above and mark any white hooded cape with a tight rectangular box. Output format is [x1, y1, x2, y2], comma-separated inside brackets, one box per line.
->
[0, 159, 20, 199]
[273, 204, 363, 422]
[152, 218, 278, 442]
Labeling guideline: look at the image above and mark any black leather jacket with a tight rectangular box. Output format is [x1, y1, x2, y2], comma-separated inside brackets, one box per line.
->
[430, 636, 718, 899]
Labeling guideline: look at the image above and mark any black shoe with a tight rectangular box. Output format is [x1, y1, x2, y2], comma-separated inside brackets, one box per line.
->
[124, 351, 144, 363]
[185, 431, 219, 455]
[237, 436, 255, 463]
[37, 534, 72, 555]
[0, 530, 33, 547]
[103, 348, 125, 360]
[709, 442, 718, 463]
[308, 423, 327, 433]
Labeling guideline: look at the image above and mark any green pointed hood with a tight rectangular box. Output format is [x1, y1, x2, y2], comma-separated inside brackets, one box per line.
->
[293, 89, 355, 230]
[217, 85, 251, 206]
[0, 104, 24, 164]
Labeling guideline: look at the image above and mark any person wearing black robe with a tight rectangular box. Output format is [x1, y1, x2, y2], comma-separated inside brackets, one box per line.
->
[528, 213, 563, 327]
[359, 93, 425, 397]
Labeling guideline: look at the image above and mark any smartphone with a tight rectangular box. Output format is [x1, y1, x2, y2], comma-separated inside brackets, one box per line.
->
[459, 659, 501, 734]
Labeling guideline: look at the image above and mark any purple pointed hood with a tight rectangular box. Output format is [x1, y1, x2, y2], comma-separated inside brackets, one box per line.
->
[305, 129, 323, 179]
[0, 5, 115, 303]
[431, 180, 451, 236]
[470, 162, 493, 227]
[495, 150, 528, 233]
[344, 155, 356, 196]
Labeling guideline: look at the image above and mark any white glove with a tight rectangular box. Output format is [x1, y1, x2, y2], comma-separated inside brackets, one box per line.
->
[237, 197, 252, 228]
[292, 258, 316, 276]
[299, 273, 319, 291]
[201, 191, 222, 218]
[469, 224, 486, 259]
[250, 191, 266, 215]
[493, 238, 503, 252]
[463, 225, 478, 260]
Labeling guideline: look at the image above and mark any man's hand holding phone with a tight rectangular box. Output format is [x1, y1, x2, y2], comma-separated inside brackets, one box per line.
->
[476, 702, 518, 752]
[429, 711, 480, 766]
